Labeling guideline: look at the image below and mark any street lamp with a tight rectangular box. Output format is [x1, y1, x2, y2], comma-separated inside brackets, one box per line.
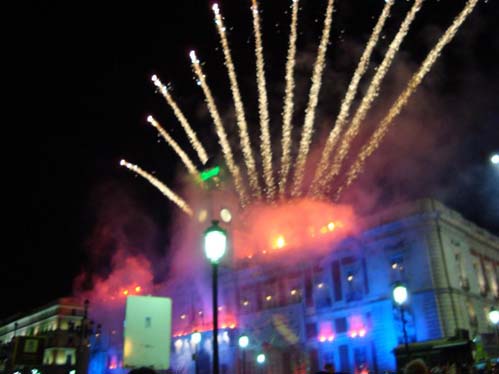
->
[256, 353, 266, 364]
[488, 307, 499, 346]
[238, 335, 249, 374]
[191, 332, 202, 374]
[256, 353, 266, 374]
[203, 221, 228, 374]
[392, 283, 410, 359]
[490, 153, 499, 165]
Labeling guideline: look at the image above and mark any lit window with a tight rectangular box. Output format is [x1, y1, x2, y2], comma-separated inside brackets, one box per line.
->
[180, 314, 186, 320]
[317, 283, 325, 289]
[347, 274, 354, 282]
[265, 295, 272, 301]
[290, 289, 297, 295]
[242, 300, 249, 306]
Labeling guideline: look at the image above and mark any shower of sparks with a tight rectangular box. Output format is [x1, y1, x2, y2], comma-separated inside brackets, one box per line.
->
[335, 0, 479, 199]
[151, 74, 208, 165]
[278, 0, 300, 198]
[146, 115, 199, 177]
[120, 159, 193, 216]
[121, 1, 478, 218]
[212, 3, 262, 199]
[290, 0, 335, 198]
[309, 0, 394, 197]
[251, 0, 276, 200]
[190, 50, 249, 206]
[317, 0, 424, 195]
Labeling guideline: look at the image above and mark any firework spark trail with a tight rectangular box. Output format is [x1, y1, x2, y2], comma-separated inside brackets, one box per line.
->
[290, 0, 335, 198]
[120, 160, 193, 216]
[212, 3, 262, 199]
[151, 75, 208, 165]
[190, 51, 249, 206]
[278, 0, 300, 198]
[334, 0, 479, 200]
[317, 0, 423, 194]
[309, 0, 394, 197]
[146, 115, 199, 177]
[251, 0, 276, 200]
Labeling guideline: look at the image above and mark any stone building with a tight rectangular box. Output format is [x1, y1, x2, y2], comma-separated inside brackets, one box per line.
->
[169, 199, 498, 373]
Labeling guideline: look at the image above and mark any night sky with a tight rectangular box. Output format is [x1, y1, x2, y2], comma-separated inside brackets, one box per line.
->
[6, 0, 498, 320]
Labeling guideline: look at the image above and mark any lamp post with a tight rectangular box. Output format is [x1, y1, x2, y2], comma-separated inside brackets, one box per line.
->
[203, 221, 228, 374]
[392, 283, 410, 359]
[256, 353, 266, 374]
[238, 335, 249, 374]
[488, 307, 499, 346]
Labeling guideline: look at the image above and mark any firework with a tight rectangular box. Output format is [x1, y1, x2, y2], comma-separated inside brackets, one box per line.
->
[309, 0, 394, 197]
[212, 3, 262, 199]
[121, 1, 478, 216]
[120, 160, 193, 216]
[335, 0, 479, 199]
[278, 0, 300, 198]
[146, 115, 199, 177]
[290, 0, 335, 198]
[151, 74, 208, 165]
[317, 0, 424, 194]
[251, 0, 276, 200]
[190, 50, 249, 206]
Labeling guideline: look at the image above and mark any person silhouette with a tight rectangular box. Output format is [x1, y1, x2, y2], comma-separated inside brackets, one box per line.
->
[128, 368, 157, 374]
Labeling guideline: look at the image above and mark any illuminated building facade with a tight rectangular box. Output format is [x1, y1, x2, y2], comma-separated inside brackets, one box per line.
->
[0, 298, 89, 374]
[169, 199, 499, 373]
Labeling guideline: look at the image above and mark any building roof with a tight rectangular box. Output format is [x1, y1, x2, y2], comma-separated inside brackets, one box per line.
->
[0, 297, 83, 327]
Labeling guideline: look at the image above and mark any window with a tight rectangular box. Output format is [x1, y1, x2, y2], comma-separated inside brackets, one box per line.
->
[331, 261, 342, 301]
[338, 345, 350, 373]
[390, 255, 405, 284]
[306, 323, 318, 339]
[467, 302, 477, 326]
[455, 253, 469, 290]
[305, 275, 314, 307]
[335, 317, 347, 334]
[484, 261, 498, 297]
[471, 254, 487, 294]
[345, 269, 362, 301]
[315, 277, 331, 309]
[354, 347, 368, 372]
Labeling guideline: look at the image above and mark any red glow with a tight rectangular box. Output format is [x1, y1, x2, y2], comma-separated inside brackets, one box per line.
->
[173, 316, 237, 337]
[232, 199, 356, 261]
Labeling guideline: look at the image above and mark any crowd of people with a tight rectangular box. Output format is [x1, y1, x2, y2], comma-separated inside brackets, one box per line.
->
[126, 358, 498, 374]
